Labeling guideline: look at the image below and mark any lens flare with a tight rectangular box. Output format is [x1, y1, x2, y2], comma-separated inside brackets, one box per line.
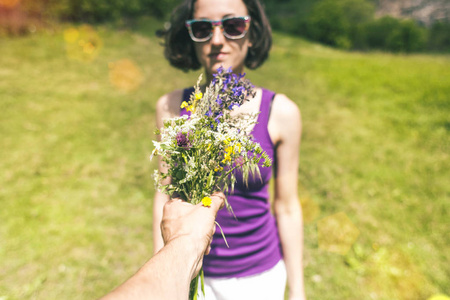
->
[428, 295, 450, 300]
[317, 212, 360, 255]
[108, 59, 144, 92]
[0, 0, 20, 8]
[64, 25, 102, 62]
[299, 195, 320, 224]
[63, 27, 79, 44]
[365, 247, 432, 299]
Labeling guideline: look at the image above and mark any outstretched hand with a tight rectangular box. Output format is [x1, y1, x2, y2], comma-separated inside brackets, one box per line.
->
[100, 192, 225, 300]
[160, 192, 225, 279]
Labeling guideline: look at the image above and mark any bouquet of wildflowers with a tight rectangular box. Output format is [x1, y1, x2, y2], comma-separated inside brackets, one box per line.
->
[151, 67, 271, 299]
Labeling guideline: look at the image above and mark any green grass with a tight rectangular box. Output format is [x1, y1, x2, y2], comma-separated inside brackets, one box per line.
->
[0, 19, 449, 299]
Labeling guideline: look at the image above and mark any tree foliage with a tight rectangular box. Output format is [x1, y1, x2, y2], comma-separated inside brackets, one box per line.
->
[7, 0, 179, 22]
[361, 16, 427, 52]
[1, 0, 448, 52]
[263, 0, 446, 53]
[427, 21, 450, 52]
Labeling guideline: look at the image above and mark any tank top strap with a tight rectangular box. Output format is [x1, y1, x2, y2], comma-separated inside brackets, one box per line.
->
[256, 88, 276, 128]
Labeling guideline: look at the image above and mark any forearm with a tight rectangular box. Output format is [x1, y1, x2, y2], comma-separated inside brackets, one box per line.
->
[101, 237, 199, 300]
[153, 191, 168, 254]
[276, 201, 306, 299]
[102, 194, 224, 300]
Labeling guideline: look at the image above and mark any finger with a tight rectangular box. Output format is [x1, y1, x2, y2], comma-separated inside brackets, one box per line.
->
[196, 197, 223, 218]
[195, 193, 224, 211]
[166, 197, 190, 206]
[164, 198, 193, 215]
[163, 198, 182, 211]
[210, 192, 226, 211]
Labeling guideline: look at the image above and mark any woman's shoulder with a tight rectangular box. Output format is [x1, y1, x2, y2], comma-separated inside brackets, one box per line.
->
[267, 92, 301, 144]
[260, 88, 297, 107]
[255, 87, 300, 122]
[272, 92, 300, 121]
[259, 87, 300, 121]
[156, 89, 185, 120]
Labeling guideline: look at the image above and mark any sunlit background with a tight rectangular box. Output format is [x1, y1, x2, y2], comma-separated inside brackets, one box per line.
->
[0, 0, 449, 299]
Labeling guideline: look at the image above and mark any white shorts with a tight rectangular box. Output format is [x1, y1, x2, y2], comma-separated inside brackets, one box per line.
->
[197, 260, 287, 300]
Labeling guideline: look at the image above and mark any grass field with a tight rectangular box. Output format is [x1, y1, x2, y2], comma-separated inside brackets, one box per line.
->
[0, 19, 449, 299]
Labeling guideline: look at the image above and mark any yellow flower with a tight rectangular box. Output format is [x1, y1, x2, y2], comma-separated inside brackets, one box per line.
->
[188, 93, 202, 113]
[221, 146, 234, 164]
[195, 92, 203, 100]
[180, 100, 195, 112]
[222, 153, 231, 164]
[202, 196, 212, 207]
[225, 146, 234, 154]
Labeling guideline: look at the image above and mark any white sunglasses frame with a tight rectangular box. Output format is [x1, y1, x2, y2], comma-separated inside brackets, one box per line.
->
[185, 16, 251, 42]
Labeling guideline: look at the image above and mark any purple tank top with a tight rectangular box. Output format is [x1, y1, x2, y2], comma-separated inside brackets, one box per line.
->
[180, 87, 282, 278]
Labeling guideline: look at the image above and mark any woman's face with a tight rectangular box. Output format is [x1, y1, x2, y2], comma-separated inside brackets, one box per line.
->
[192, 0, 251, 80]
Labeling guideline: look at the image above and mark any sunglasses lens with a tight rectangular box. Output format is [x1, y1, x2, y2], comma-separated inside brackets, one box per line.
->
[191, 21, 212, 40]
[223, 18, 247, 37]
[187, 17, 249, 42]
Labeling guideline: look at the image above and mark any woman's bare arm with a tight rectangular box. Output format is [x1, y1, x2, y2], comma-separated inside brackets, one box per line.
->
[269, 94, 306, 300]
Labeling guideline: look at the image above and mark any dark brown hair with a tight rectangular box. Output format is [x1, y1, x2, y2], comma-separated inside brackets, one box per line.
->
[162, 0, 272, 72]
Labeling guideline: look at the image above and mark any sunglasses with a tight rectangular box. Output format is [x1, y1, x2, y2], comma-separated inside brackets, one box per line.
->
[185, 16, 251, 42]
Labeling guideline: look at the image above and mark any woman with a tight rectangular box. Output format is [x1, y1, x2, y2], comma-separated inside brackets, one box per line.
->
[153, 0, 306, 299]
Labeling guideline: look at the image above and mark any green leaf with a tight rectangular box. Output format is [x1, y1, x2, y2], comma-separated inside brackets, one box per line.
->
[200, 269, 205, 296]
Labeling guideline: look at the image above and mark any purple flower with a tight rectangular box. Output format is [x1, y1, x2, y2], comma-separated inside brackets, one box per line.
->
[212, 67, 224, 85]
[232, 86, 245, 97]
[222, 72, 233, 92]
[224, 75, 231, 85]
[176, 131, 192, 150]
[232, 73, 245, 85]
[214, 112, 223, 124]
